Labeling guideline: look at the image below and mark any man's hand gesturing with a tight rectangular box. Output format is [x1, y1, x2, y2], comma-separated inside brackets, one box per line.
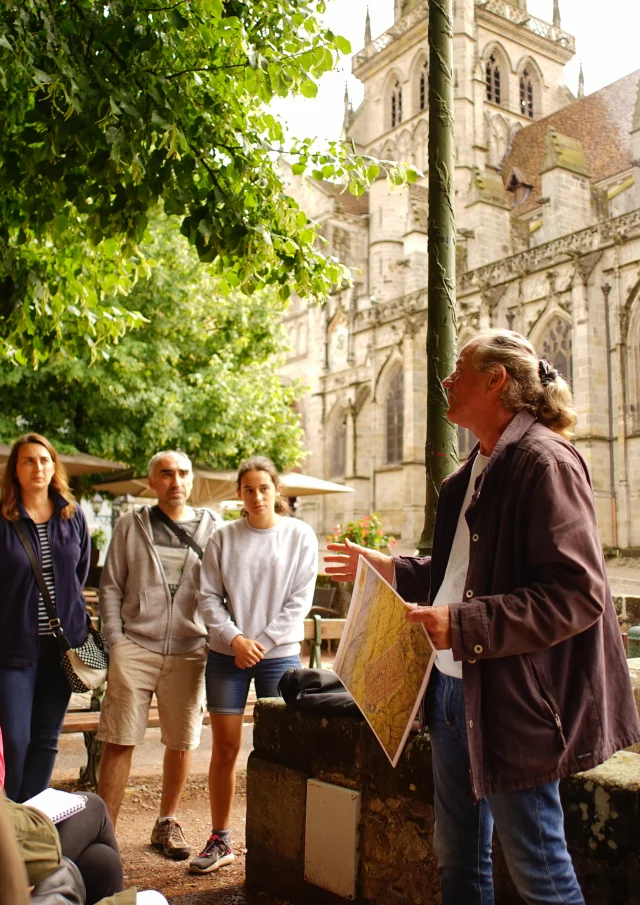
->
[324, 538, 395, 585]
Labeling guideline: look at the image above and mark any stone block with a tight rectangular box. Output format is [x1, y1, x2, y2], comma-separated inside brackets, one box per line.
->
[612, 596, 626, 619]
[249, 693, 640, 905]
[250, 700, 440, 905]
[253, 699, 367, 781]
[359, 792, 438, 905]
[246, 755, 308, 901]
[562, 752, 640, 858]
[625, 597, 640, 624]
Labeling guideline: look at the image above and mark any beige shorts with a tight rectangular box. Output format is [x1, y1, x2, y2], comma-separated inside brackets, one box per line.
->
[96, 636, 207, 750]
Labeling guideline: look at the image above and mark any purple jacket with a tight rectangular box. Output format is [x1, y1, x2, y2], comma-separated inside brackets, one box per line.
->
[395, 411, 640, 797]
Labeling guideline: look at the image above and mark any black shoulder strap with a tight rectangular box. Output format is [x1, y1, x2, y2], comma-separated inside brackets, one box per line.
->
[150, 506, 204, 561]
[12, 521, 68, 645]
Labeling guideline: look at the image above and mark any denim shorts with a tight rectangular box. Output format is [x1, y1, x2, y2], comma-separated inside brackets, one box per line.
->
[205, 650, 301, 715]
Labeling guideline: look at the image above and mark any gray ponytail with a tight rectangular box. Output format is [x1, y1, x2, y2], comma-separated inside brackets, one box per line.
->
[471, 329, 577, 439]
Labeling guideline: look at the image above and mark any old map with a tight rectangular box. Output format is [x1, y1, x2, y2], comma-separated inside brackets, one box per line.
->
[334, 558, 435, 767]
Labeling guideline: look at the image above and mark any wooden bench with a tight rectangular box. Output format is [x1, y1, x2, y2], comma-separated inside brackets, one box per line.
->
[62, 616, 346, 789]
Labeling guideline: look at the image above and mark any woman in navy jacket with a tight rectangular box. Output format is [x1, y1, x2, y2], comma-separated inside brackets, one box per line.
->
[0, 434, 90, 801]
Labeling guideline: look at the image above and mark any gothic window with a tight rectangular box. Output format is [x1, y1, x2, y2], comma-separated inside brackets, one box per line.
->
[386, 369, 404, 464]
[486, 55, 501, 106]
[391, 80, 403, 128]
[419, 60, 428, 112]
[519, 69, 534, 118]
[332, 413, 347, 477]
[540, 316, 572, 383]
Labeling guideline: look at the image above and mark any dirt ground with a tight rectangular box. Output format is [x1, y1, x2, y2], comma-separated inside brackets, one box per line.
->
[55, 769, 287, 905]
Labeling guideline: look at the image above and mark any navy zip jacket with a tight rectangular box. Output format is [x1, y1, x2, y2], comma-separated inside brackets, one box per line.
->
[0, 492, 90, 668]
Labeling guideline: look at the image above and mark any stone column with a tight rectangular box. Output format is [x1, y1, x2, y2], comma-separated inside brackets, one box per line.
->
[572, 253, 615, 545]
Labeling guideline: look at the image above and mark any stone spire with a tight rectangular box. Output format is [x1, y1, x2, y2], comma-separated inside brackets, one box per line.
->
[364, 6, 371, 44]
[342, 82, 352, 131]
[578, 62, 584, 98]
[552, 0, 561, 28]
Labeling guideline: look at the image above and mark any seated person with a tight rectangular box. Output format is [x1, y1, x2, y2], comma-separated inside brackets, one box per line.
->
[3, 790, 169, 904]
[6, 791, 126, 905]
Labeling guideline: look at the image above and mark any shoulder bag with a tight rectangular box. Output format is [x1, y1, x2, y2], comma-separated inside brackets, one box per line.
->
[13, 521, 108, 693]
[150, 505, 204, 560]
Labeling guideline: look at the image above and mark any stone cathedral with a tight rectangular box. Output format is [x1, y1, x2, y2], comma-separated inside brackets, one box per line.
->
[281, 0, 640, 551]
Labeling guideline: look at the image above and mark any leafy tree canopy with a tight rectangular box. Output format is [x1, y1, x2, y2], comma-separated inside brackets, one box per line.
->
[0, 215, 306, 473]
[0, 0, 418, 366]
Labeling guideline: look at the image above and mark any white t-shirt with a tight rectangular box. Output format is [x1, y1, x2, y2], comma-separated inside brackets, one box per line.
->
[432, 453, 490, 678]
[151, 512, 203, 600]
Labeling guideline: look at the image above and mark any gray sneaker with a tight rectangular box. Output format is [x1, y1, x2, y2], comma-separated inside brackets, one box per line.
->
[150, 818, 191, 861]
[189, 834, 235, 874]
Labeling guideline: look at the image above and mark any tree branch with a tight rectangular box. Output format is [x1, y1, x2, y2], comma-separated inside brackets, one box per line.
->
[141, 0, 188, 10]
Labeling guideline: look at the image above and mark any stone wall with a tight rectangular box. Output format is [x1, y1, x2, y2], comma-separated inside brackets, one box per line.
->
[246, 662, 640, 905]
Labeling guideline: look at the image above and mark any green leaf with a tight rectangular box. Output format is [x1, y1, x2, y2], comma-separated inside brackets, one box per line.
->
[169, 9, 189, 30]
[334, 35, 351, 55]
[300, 80, 318, 99]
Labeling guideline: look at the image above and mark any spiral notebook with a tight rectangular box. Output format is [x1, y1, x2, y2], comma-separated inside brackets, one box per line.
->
[23, 788, 87, 824]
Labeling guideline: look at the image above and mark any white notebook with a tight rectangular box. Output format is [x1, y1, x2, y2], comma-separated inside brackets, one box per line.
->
[23, 788, 87, 824]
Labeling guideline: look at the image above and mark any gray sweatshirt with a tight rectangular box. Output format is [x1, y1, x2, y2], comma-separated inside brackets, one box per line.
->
[99, 506, 222, 655]
[198, 516, 318, 659]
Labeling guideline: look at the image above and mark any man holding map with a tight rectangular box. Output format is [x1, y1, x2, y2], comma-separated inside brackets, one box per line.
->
[326, 329, 639, 905]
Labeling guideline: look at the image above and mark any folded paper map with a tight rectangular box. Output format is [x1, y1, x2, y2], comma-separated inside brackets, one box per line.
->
[334, 557, 435, 767]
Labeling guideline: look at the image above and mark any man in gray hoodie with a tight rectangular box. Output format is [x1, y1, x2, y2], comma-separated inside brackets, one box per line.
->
[97, 451, 222, 860]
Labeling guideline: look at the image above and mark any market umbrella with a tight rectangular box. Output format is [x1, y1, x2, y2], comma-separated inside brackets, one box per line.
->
[0, 445, 126, 477]
[279, 473, 354, 496]
[199, 473, 354, 508]
[94, 469, 353, 506]
[93, 467, 237, 505]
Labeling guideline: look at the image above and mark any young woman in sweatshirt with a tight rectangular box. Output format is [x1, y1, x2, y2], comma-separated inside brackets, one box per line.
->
[191, 456, 317, 875]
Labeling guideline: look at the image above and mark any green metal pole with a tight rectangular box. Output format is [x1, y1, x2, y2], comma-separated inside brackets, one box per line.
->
[417, 0, 458, 555]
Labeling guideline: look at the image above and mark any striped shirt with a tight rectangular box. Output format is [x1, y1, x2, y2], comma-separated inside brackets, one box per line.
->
[36, 523, 57, 635]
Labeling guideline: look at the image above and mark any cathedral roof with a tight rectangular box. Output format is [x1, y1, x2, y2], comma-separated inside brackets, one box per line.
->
[501, 70, 640, 215]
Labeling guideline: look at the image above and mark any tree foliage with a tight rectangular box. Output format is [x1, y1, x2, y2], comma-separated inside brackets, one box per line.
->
[0, 0, 418, 365]
[0, 215, 306, 472]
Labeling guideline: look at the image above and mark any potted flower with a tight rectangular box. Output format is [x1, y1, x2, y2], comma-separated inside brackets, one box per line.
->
[90, 527, 108, 568]
[327, 513, 396, 552]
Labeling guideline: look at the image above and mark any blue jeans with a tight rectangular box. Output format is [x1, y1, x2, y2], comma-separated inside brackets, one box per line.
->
[427, 668, 585, 905]
[205, 650, 301, 714]
[0, 635, 71, 802]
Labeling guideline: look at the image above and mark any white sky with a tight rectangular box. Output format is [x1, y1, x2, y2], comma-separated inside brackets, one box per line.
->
[272, 0, 640, 145]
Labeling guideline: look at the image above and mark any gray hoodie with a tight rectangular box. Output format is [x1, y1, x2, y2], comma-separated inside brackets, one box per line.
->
[99, 506, 221, 655]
